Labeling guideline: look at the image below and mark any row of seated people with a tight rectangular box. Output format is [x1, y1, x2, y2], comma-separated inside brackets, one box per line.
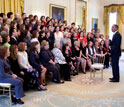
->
[0, 12, 111, 105]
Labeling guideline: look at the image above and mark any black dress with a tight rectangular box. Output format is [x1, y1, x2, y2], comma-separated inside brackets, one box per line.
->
[81, 47, 87, 60]
[29, 51, 42, 72]
[39, 49, 60, 82]
[8, 57, 30, 90]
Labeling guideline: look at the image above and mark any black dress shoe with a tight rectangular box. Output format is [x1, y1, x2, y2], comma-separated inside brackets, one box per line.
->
[16, 99, 24, 105]
[109, 78, 114, 80]
[64, 79, 72, 81]
[52, 80, 64, 84]
[38, 87, 47, 91]
[82, 72, 86, 74]
[11, 96, 17, 105]
[109, 80, 119, 82]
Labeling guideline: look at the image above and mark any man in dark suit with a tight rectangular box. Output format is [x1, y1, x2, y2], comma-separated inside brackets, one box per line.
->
[109, 24, 122, 82]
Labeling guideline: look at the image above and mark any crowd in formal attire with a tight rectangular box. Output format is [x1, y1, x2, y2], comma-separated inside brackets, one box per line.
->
[0, 12, 112, 105]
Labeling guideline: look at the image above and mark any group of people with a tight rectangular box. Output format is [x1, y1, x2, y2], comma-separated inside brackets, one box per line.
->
[0, 12, 121, 105]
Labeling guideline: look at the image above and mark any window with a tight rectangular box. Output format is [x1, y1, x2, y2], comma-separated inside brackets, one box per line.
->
[109, 12, 117, 40]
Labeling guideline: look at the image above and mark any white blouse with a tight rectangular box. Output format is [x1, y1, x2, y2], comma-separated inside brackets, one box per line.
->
[52, 48, 66, 64]
[17, 51, 31, 69]
[54, 32, 63, 45]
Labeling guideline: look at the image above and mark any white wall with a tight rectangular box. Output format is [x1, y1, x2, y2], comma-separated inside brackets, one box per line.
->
[24, 0, 75, 25]
[104, 0, 124, 5]
[86, 0, 104, 34]
[76, 1, 85, 28]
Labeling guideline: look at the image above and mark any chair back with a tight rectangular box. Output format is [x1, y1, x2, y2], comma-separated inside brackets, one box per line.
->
[93, 54, 105, 65]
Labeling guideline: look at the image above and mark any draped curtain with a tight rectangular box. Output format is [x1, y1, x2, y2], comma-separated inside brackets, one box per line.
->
[82, 2, 87, 29]
[104, 5, 124, 37]
[0, 0, 24, 17]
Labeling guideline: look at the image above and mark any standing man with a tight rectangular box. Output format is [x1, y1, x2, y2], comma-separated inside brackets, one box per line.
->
[110, 24, 122, 82]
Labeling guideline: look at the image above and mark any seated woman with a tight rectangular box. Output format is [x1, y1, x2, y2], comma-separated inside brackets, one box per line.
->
[29, 42, 47, 86]
[8, 45, 30, 91]
[74, 41, 86, 73]
[0, 46, 24, 104]
[52, 43, 71, 81]
[62, 43, 77, 76]
[94, 40, 101, 54]
[86, 41, 96, 63]
[80, 40, 92, 73]
[0, 35, 3, 45]
[104, 40, 111, 68]
[17, 42, 47, 91]
[1, 33, 10, 48]
[39, 40, 64, 83]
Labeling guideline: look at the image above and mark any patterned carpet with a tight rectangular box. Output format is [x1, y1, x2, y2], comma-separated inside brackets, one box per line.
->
[0, 60, 124, 107]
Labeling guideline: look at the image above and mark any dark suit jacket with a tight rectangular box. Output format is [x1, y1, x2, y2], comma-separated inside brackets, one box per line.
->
[10, 37, 18, 45]
[8, 57, 22, 76]
[39, 49, 55, 67]
[29, 51, 42, 72]
[0, 58, 12, 80]
[111, 31, 122, 57]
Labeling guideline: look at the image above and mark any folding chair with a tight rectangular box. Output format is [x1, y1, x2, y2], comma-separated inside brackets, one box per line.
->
[90, 54, 105, 80]
[0, 83, 12, 107]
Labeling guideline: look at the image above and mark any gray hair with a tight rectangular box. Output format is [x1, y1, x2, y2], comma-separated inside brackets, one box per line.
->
[54, 42, 60, 48]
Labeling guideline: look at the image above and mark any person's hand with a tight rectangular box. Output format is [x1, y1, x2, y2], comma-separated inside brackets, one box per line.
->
[29, 66, 33, 70]
[40, 65, 44, 69]
[20, 71, 24, 75]
[51, 61, 55, 65]
[71, 65, 75, 69]
[77, 57, 81, 60]
[86, 57, 89, 60]
[12, 74, 17, 79]
[54, 60, 57, 64]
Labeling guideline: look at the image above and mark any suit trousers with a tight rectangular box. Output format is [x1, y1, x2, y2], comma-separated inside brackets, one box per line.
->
[111, 55, 120, 81]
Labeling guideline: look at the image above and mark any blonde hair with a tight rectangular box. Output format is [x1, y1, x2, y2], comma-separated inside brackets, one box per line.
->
[41, 40, 48, 49]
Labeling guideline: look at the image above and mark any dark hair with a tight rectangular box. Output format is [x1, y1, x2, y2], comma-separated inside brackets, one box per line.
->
[0, 13, 5, 18]
[9, 27, 16, 37]
[62, 43, 69, 54]
[7, 12, 13, 18]
[22, 13, 26, 17]
[46, 16, 50, 22]
[114, 24, 119, 30]
[20, 30, 28, 40]
[10, 45, 18, 60]
[32, 30, 38, 38]
[26, 24, 32, 30]
[1, 33, 9, 43]
[71, 22, 75, 25]
[34, 15, 38, 20]
[30, 42, 38, 51]
[0, 46, 8, 58]
[29, 14, 33, 19]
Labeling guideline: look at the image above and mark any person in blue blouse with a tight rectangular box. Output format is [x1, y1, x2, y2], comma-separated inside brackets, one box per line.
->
[0, 46, 24, 105]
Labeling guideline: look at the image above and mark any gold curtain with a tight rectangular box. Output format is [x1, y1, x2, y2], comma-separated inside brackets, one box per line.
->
[104, 4, 124, 48]
[0, 0, 24, 17]
[82, 2, 87, 29]
[104, 5, 124, 36]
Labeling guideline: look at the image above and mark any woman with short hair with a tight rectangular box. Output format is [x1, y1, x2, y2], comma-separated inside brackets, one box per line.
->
[39, 40, 64, 83]
[17, 42, 47, 91]
[52, 43, 71, 81]
[29, 42, 47, 86]
[0, 46, 24, 104]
